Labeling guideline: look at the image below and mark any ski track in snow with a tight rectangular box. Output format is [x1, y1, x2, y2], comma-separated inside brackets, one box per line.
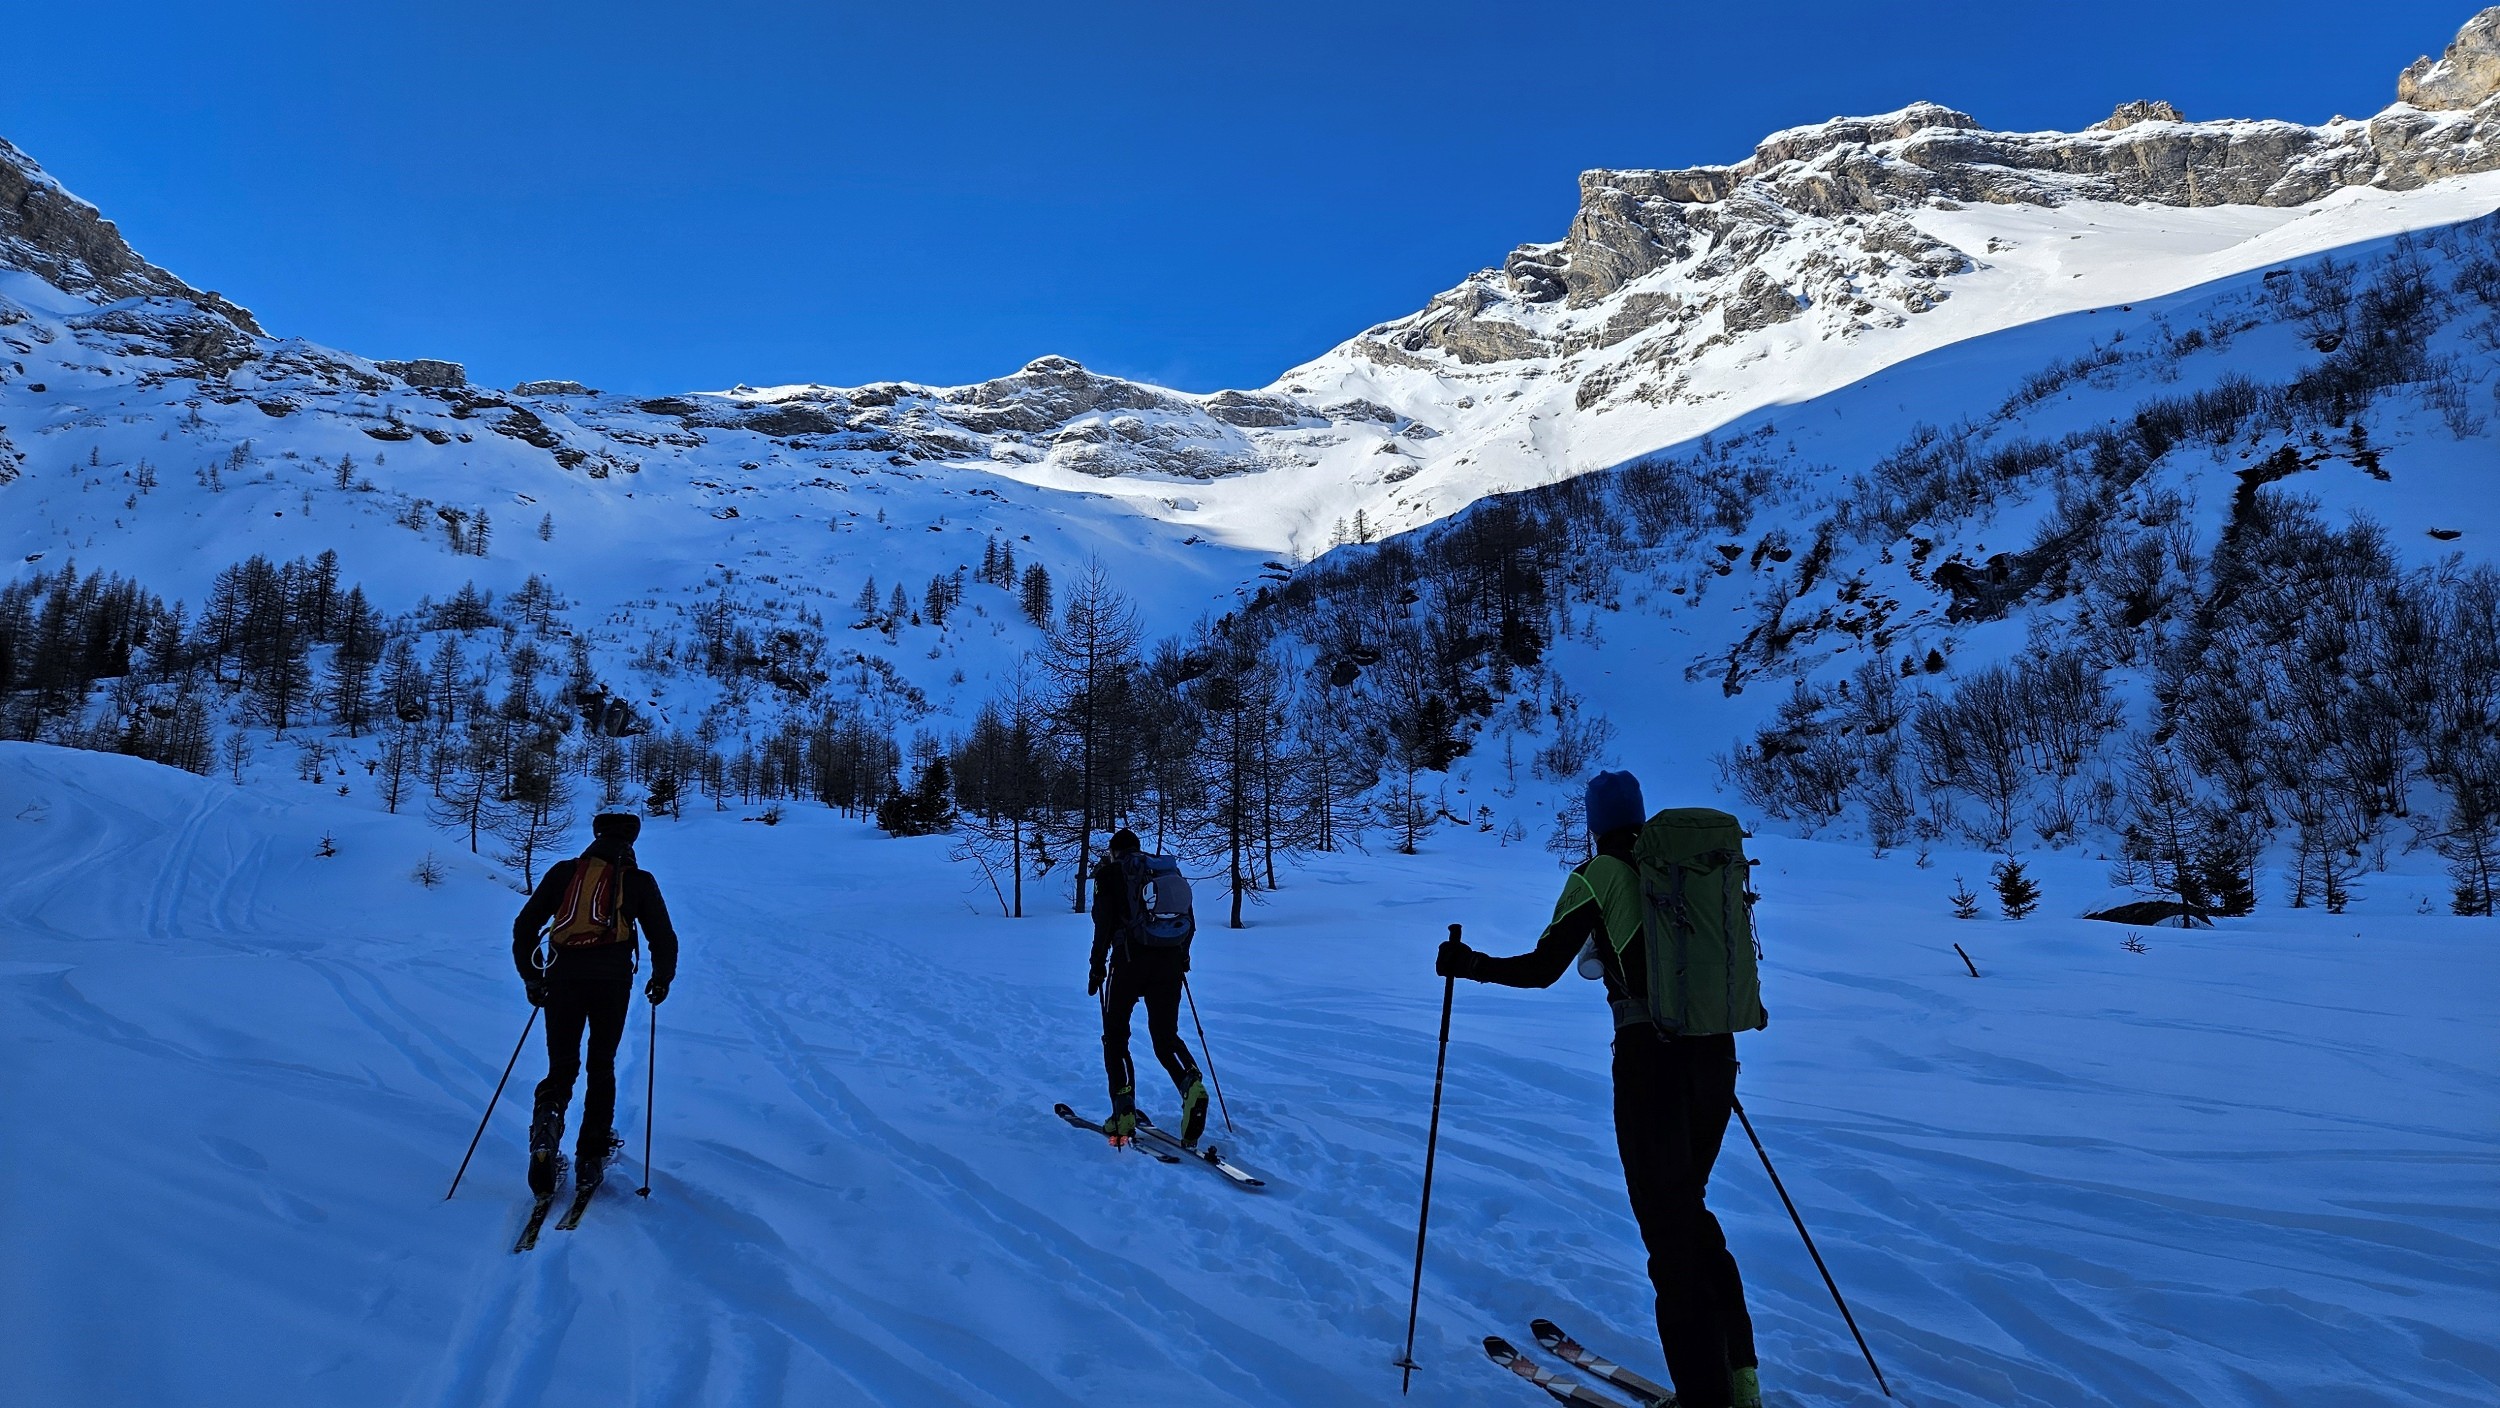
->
[3, 742, 2497, 1407]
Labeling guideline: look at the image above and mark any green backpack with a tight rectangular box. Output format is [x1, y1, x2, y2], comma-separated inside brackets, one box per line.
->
[1626, 807, 1769, 1036]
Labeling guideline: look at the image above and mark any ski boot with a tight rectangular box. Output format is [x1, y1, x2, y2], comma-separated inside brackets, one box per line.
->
[1104, 1087, 1140, 1148]
[1177, 1075, 1210, 1146]
[575, 1129, 623, 1187]
[527, 1107, 568, 1197]
[1732, 1364, 1762, 1408]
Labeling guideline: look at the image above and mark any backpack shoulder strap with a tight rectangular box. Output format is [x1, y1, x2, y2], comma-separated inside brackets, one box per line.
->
[1579, 854, 1648, 956]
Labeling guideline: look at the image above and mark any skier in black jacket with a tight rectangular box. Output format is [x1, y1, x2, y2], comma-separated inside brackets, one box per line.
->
[1436, 772, 1761, 1408]
[512, 812, 679, 1193]
[1087, 828, 1207, 1146]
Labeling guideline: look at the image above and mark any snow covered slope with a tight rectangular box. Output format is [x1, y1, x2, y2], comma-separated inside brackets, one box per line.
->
[4, 741, 2493, 1407]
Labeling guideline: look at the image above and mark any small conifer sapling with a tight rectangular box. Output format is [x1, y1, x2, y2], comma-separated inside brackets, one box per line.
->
[1992, 858, 2041, 920]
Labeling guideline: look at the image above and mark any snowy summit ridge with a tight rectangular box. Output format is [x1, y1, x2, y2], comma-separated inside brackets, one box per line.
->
[6, 14, 2500, 554]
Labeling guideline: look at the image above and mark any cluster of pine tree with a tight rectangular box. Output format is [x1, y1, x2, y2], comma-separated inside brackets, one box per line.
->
[947, 564, 1368, 924]
[0, 563, 207, 769]
[0, 550, 926, 886]
[945, 476, 1645, 921]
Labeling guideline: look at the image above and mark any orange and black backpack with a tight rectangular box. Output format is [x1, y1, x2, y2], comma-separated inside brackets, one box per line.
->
[548, 849, 633, 948]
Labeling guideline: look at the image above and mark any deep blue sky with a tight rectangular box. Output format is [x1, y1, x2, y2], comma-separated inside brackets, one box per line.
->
[4, 2, 2478, 394]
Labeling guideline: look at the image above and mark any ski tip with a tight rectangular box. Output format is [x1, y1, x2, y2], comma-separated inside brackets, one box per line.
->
[1531, 1317, 1570, 1348]
[1484, 1335, 1520, 1360]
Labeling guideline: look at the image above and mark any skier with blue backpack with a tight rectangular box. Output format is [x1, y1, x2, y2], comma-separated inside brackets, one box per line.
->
[1436, 771, 1769, 1408]
[1087, 827, 1209, 1148]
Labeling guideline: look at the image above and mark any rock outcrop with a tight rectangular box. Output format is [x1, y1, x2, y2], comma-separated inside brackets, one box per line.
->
[379, 358, 466, 388]
[2091, 100, 2186, 131]
[0, 137, 262, 335]
[1374, 8, 2500, 377]
[2399, 7, 2500, 110]
[1721, 268, 1801, 334]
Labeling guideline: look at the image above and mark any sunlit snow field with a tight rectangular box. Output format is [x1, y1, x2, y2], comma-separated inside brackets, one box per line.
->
[2, 741, 2491, 1407]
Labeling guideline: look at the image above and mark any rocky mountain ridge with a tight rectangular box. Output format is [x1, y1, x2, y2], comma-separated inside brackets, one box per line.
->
[3, 10, 2498, 550]
[1385, 42, 2500, 372]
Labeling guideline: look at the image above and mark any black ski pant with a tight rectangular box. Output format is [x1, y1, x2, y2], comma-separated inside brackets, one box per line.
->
[1614, 1027, 1756, 1408]
[1100, 962, 1199, 1109]
[533, 975, 632, 1155]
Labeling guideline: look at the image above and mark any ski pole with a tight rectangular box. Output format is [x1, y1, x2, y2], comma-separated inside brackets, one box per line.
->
[636, 1002, 658, 1198]
[1182, 976, 1235, 1136]
[446, 1006, 538, 1201]
[1732, 1097, 1892, 1399]
[1396, 923, 1460, 1394]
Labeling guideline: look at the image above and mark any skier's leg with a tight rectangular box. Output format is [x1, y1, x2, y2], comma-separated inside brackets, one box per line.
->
[1144, 969, 1209, 1140]
[1614, 1029, 1734, 1408]
[1143, 971, 1200, 1090]
[533, 985, 589, 1120]
[1687, 1035, 1758, 1374]
[1099, 965, 1139, 1109]
[576, 978, 632, 1157]
[528, 985, 589, 1193]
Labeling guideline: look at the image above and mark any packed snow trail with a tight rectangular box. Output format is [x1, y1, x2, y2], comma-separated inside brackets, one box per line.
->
[2, 742, 2495, 1406]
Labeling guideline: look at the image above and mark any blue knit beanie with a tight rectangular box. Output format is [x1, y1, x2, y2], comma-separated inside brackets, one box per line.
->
[1585, 770, 1646, 837]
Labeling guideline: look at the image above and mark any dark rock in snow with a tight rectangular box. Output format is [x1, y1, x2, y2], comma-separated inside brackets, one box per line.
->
[378, 358, 466, 389]
[2086, 900, 2213, 928]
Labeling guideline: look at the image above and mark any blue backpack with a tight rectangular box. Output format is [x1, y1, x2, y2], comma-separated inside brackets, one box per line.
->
[1116, 852, 1195, 948]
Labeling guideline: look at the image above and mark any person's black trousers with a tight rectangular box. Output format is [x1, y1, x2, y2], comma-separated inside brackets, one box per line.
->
[533, 975, 632, 1153]
[1613, 1028, 1757, 1408]
[1100, 961, 1199, 1106]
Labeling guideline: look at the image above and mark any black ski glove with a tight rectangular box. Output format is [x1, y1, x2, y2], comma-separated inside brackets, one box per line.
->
[1086, 962, 1104, 997]
[524, 978, 547, 1008]
[645, 978, 670, 1005]
[1434, 937, 1481, 980]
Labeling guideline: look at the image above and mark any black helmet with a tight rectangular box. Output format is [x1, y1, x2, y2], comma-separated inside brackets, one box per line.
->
[592, 812, 642, 845]
[1109, 827, 1141, 854]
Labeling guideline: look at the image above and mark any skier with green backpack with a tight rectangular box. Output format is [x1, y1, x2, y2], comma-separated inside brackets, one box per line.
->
[1436, 771, 1769, 1408]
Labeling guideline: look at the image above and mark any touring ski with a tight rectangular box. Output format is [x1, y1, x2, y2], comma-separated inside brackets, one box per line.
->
[555, 1176, 601, 1231]
[1531, 1320, 1675, 1407]
[1053, 1102, 1180, 1163]
[1133, 1114, 1265, 1187]
[1485, 1336, 1633, 1408]
[558, 1136, 623, 1232]
[514, 1193, 558, 1253]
